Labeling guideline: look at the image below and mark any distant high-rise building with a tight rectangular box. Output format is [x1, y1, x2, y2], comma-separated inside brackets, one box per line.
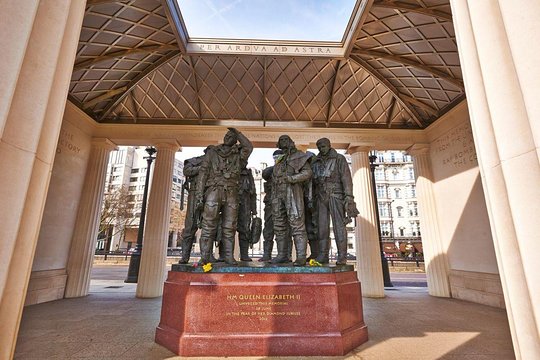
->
[97, 147, 184, 252]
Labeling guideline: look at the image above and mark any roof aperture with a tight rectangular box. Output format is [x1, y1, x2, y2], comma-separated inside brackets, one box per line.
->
[177, 0, 357, 42]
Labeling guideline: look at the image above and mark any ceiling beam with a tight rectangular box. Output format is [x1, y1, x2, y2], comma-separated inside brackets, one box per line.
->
[349, 55, 425, 128]
[187, 56, 203, 123]
[326, 60, 342, 126]
[98, 51, 181, 120]
[83, 87, 127, 109]
[129, 92, 139, 123]
[262, 56, 267, 126]
[372, 0, 452, 22]
[74, 44, 178, 71]
[86, 0, 130, 6]
[352, 48, 464, 88]
[385, 97, 396, 128]
[401, 95, 438, 116]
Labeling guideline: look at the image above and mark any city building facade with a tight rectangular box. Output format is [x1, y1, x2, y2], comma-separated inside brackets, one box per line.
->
[97, 146, 185, 252]
[373, 151, 422, 257]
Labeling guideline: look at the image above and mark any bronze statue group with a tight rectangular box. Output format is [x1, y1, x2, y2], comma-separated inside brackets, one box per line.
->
[178, 128, 359, 267]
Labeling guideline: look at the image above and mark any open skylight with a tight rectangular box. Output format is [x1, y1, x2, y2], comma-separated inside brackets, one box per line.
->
[177, 0, 357, 42]
[165, 0, 369, 57]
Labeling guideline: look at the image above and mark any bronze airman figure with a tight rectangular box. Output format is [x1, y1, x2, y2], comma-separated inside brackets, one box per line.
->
[311, 138, 359, 265]
[195, 128, 253, 265]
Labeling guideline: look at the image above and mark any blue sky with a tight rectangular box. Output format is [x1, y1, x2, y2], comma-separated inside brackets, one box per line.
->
[178, 0, 357, 42]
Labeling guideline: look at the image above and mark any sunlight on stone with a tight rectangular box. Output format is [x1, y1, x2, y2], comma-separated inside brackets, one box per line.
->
[352, 332, 480, 359]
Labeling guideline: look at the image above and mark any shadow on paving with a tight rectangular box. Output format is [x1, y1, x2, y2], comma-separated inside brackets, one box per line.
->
[14, 264, 513, 360]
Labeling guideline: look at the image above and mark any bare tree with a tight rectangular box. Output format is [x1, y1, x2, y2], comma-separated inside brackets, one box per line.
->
[99, 185, 137, 250]
[169, 200, 186, 246]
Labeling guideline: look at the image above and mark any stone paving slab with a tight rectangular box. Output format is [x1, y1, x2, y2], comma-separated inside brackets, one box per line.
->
[15, 278, 514, 359]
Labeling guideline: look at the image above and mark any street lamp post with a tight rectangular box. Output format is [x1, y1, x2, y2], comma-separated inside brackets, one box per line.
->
[369, 151, 393, 287]
[389, 199, 395, 243]
[125, 146, 157, 283]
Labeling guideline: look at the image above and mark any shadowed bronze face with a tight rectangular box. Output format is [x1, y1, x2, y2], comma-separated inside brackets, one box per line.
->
[277, 135, 294, 150]
[316, 138, 331, 156]
[223, 131, 238, 146]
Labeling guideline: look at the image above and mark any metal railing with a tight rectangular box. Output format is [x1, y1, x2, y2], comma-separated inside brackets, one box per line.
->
[386, 256, 424, 267]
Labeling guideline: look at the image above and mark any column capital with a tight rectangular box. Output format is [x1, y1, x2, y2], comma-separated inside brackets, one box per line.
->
[407, 143, 430, 156]
[347, 145, 372, 154]
[152, 140, 181, 152]
[91, 138, 117, 151]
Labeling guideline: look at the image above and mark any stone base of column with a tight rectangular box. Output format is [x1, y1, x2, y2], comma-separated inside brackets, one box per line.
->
[155, 263, 368, 357]
[24, 269, 67, 306]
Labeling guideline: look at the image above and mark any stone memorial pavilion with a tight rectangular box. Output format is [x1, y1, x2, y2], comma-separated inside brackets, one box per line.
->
[0, 0, 538, 358]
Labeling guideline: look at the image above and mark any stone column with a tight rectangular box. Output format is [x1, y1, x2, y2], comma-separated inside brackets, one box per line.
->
[449, 1, 540, 358]
[0, 1, 86, 358]
[136, 141, 180, 298]
[0, 0, 39, 133]
[0, 0, 73, 302]
[65, 139, 117, 298]
[408, 144, 450, 297]
[348, 147, 384, 298]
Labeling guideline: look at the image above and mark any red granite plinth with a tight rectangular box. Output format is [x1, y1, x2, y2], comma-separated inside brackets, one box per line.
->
[155, 268, 368, 357]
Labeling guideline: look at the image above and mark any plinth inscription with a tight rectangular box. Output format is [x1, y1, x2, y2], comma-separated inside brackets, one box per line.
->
[156, 269, 368, 356]
[225, 294, 302, 321]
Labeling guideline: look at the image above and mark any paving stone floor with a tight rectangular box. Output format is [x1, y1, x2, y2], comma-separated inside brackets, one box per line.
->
[15, 274, 514, 359]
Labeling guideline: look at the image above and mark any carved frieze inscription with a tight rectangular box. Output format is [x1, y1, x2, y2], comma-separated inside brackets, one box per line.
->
[431, 121, 477, 172]
[56, 129, 81, 155]
[188, 43, 342, 57]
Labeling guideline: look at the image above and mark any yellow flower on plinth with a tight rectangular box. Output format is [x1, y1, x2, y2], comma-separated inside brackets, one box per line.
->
[309, 259, 322, 267]
[202, 263, 213, 272]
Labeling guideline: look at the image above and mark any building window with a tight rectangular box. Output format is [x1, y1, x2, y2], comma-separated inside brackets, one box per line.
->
[408, 167, 415, 180]
[392, 168, 399, 180]
[131, 168, 139, 174]
[394, 188, 401, 198]
[377, 185, 386, 198]
[381, 222, 390, 235]
[375, 168, 384, 180]
[128, 186, 136, 191]
[410, 221, 421, 236]
[378, 202, 389, 217]
[408, 202, 418, 216]
[390, 152, 396, 162]
[396, 206, 403, 217]
[130, 177, 137, 182]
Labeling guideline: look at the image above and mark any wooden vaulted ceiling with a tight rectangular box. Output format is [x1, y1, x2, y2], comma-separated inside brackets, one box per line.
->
[69, 0, 464, 130]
